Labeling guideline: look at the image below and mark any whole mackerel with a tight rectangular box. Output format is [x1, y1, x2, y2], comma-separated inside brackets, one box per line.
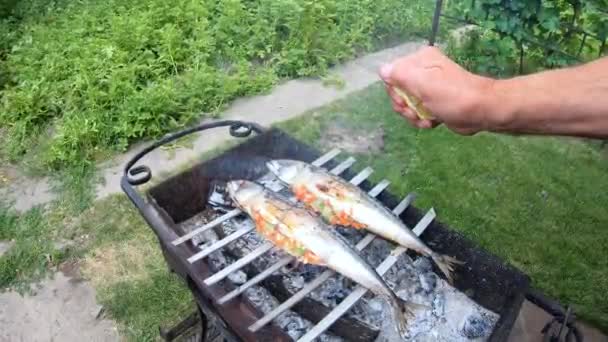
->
[227, 180, 415, 339]
[266, 159, 462, 283]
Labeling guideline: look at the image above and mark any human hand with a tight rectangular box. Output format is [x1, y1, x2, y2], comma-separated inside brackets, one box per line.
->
[379, 46, 495, 135]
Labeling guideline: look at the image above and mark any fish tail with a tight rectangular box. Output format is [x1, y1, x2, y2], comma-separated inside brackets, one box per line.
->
[387, 296, 422, 339]
[431, 253, 464, 284]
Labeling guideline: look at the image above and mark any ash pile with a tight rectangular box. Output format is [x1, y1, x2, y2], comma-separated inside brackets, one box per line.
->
[181, 175, 499, 341]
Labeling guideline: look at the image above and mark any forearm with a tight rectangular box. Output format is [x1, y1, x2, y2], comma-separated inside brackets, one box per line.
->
[480, 57, 608, 138]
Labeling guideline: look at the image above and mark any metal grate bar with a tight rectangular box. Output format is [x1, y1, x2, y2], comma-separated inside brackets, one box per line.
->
[173, 209, 240, 246]
[368, 179, 390, 197]
[392, 193, 416, 217]
[172, 149, 342, 246]
[204, 242, 274, 286]
[329, 157, 355, 175]
[217, 255, 293, 305]
[348, 166, 372, 184]
[216, 170, 382, 305]
[204, 180, 390, 287]
[187, 157, 362, 264]
[188, 225, 254, 263]
[311, 148, 341, 167]
[248, 192, 415, 332]
[297, 208, 437, 342]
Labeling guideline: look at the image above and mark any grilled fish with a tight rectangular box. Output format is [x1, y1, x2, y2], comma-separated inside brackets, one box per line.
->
[227, 180, 415, 339]
[266, 159, 462, 283]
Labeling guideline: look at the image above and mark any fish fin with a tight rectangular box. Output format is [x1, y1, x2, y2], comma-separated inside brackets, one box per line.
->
[431, 253, 465, 284]
[388, 297, 426, 339]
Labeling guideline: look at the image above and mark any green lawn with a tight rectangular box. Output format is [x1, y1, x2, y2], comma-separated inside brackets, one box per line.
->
[278, 83, 608, 330]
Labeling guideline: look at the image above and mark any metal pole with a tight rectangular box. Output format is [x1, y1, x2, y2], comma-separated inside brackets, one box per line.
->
[429, 0, 444, 46]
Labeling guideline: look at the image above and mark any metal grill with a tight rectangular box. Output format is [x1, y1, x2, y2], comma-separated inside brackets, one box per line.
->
[170, 149, 436, 341]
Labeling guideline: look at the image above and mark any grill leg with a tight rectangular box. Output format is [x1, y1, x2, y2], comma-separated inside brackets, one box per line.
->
[159, 309, 205, 342]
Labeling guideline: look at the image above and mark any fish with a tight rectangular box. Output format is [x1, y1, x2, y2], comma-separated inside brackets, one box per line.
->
[266, 159, 462, 283]
[227, 180, 417, 339]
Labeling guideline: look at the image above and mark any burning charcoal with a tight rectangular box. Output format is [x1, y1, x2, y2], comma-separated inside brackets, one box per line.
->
[280, 314, 309, 340]
[461, 314, 492, 338]
[366, 297, 384, 312]
[432, 293, 446, 318]
[335, 226, 364, 243]
[362, 239, 391, 266]
[324, 286, 348, 304]
[207, 252, 229, 271]
[244, 286, 276, 313]
[317, 334, 344, 342]
[396, 268, 418, 291]
[314, 277, 349, 306]
[419, 273, 437, 294]
[413, 256, 433, 273]
[298, 264, 323, 282]
[227, 270, 247, 285]
[291, 275, 305, 289]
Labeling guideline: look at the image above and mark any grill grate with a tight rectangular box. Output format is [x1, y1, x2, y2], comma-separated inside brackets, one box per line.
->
[170, 149, 436, 340]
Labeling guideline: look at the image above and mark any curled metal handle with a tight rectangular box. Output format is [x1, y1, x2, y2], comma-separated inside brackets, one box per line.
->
[124, 120, 265, 186]
[229, 122, 254, 138]
[127, 165, 152, 186]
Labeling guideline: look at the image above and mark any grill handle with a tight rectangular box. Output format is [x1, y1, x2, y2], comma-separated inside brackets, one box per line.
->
[121, 120, 265, 211]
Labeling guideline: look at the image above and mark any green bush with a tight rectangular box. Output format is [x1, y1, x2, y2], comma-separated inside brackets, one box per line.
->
[444, 0, 607, 77]
[0, 0, 430, 169]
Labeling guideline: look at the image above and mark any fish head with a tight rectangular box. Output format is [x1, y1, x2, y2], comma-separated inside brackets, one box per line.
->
[226, 180, 264, 206]
[266, 159, 309, 185]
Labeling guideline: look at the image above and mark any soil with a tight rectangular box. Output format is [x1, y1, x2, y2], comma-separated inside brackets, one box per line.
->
[0, 240, 14, 257]
[319, 121, 385, 155]
[0, 261, 120, 342]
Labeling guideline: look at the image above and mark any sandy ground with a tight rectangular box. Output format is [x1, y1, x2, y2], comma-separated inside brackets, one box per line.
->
[0, 263, 119, 342]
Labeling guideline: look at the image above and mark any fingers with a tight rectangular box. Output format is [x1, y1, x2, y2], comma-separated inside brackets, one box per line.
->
[385, 84, 405, 108]
[380, 48, 443, 130]
[385, 83, 438, 129]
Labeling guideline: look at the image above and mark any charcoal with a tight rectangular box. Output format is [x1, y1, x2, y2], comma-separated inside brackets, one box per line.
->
[413, 257, 433, 273]
[461, 314, 493, 339]
[291, 275, 305, 289]
[432, 293, 446, 318]
[419, 273, 437, 294]
[366, 298, 384, 312]
[227, 270, 247, 285]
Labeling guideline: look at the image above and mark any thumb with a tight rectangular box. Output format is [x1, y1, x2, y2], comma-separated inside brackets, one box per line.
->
[380, 60, 414, 95]
[379, 63, 394, 85]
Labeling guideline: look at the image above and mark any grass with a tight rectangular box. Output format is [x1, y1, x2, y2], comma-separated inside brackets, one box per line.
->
[0, 206, 67, 289]
[277, 83, 608, 330]
[0, 159, 97, 290]
[79, 195, 193, 341]
[0, 0, 432, 172]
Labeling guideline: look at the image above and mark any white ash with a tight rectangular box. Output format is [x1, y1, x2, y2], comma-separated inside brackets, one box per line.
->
[179, 179, 500, 341]
[244, 285, 342, 342]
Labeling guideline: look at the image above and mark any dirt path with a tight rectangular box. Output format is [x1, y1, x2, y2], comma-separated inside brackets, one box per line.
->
[0, 263, 119, 342]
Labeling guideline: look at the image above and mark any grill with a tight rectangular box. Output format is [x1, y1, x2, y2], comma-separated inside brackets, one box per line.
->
[122, 120, 530, 341]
